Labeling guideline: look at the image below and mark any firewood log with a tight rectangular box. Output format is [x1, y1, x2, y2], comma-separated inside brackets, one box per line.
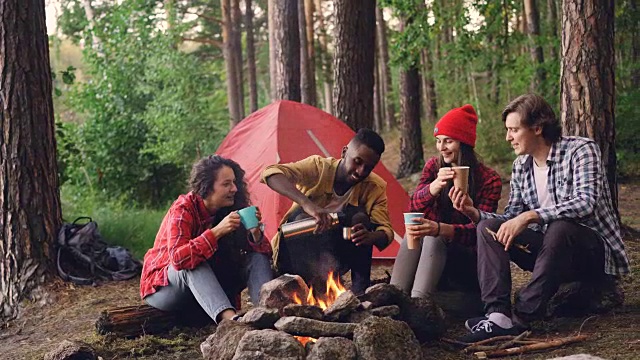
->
[95, 304, 179, 338]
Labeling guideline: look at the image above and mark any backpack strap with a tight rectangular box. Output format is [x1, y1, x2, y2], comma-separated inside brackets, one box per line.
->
[56, 247, 95, 286]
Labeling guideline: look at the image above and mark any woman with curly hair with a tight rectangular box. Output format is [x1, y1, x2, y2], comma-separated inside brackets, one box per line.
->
[140, 155, 273, 323]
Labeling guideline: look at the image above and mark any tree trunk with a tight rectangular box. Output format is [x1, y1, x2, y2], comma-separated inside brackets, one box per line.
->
[301, 0, 317, 106]
[631, 0, 639, 88]
[397, 65, 423, 178]
[231, 0, 245, 119]
[373, 45, 382, 132]
[333, 0, 376, 130]
[0, 0, 62, 324]
[375, 5, 396, 129]
[81, 0, 101, 50]
[547, 0, 559, 62]
[420, 49, 438, 122]
[268, 0, 301, 101]
[524, 0, 546, 92]
[245, 0, 258, 113]
[314, 0, 333, 113]
[560, 0, 617, 208]
[299, 0, 312, 105]
[222, 0, 242, 127]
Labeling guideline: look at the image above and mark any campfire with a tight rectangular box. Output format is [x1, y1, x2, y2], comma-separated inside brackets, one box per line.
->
[201, 274, 448, 359]
[291, 271, 346, 345]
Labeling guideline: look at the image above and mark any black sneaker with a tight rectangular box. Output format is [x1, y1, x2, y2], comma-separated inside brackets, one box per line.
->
[458, 319, 521, 343]
[464, 315, 489, 332]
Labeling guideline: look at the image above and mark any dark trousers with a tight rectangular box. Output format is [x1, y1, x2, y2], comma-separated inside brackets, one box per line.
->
[477, 218, 605, 320]
[277, 207, 374, 296]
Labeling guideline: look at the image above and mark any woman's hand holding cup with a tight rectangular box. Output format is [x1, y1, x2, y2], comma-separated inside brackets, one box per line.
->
[212, 212, 241, 238]
[430, 168, 455, 196]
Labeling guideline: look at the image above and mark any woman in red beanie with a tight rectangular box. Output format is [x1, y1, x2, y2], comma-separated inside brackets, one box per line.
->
[390, 104, 502, 303]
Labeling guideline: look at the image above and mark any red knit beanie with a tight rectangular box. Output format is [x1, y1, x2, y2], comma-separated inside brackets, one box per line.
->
[433, 104, 478, 147]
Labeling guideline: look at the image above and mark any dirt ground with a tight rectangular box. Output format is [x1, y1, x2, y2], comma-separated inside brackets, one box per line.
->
[1, 182, 639, 360]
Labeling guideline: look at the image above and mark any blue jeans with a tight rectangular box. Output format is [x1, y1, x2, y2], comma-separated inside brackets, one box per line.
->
[144, 252, 272, 323]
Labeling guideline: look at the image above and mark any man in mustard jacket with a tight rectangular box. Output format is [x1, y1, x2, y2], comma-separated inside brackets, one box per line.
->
[261, 128, 393, 295]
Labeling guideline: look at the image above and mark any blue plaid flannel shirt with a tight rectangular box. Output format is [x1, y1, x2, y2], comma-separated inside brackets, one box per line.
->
[480, 136, 630, 276]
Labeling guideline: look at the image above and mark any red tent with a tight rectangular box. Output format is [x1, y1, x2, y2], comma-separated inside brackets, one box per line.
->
[216, 100, 408, 259]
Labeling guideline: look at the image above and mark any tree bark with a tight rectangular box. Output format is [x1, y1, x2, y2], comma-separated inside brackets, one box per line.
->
[245, 0, 258, 113]
[560, 0, 617, 208]
[0, 0, 62, 324]
[299, 0, 313, 105]
[332, 0, 376, 130]
[373, 45, 382, 132]
[397, 65, 423, 178]
[268, 0, 301, 101]
[421, 49, 438, 122]
[314, 0, 333, 113]
[231, 0, 245, 119]
[222, 0, 242, 127]
[375, 5, 396, 129]
[547, 0, 559, 63]
[524, 0, 546, 92]
[631, 0, 639, 88]
[81, 0, 101, 50]
[301, 0, 317, 106]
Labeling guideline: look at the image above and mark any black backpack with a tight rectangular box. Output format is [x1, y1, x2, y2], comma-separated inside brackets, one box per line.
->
[56, 217, 142, 285]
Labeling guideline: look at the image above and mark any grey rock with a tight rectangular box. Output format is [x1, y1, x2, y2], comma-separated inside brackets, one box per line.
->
[240, 307, 281, 329]
[353, 317, 423, 360]
[306, 337, 357, 360]
[323, 290, 360, 321]
[360, 283, 406, 307]
[259, 274, 310, 312]
[432, 290, 483, 318]
[359, 301, 373, 310]
[545, 279, 624, 317]
[370, 305, 400, 318]
[44, 340, 97, 360]
[232, 329, 305, 360]
[283, 304, 324, 320]
[344, 310, 374, 323]
[275, 316, 357, 338]
[201, 319, 254, 360]
[397, 295, 446, 342]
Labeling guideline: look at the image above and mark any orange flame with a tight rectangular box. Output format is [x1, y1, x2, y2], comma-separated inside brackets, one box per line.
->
[295, 336, 316, 346]
[290, 271, 347, 345]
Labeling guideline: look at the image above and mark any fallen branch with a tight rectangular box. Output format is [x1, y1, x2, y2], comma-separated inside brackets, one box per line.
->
[463, 331, 531, 353]
[473, 335, 588, 358]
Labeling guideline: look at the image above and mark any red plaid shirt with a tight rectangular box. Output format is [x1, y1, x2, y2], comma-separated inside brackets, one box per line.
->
[409, 157, 502, 247]
[140, 192, 272, 299]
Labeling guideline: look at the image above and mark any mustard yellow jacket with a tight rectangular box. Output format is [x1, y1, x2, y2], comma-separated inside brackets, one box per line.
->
[260, 155, 393, 265]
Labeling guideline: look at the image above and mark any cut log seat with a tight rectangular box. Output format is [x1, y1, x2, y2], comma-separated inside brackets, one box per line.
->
[95, 304, 213, 338]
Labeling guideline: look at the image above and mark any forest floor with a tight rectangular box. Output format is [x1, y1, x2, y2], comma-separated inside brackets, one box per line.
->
[1, 141, 639, 360]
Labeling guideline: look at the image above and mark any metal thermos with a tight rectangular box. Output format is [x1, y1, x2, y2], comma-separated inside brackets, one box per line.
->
[280, 212, 341, 238]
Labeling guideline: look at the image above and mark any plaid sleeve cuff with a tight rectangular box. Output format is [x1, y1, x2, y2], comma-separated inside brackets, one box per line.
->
[196, 229, 218, 258]
[534, 208, 555, 224]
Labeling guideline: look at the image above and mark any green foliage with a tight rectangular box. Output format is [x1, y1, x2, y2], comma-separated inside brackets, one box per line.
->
[57, 0, 229, 206]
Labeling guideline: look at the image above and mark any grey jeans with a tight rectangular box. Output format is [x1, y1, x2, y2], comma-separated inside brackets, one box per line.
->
[390, 235, 447, 297]
[144, 252, 272, 323]
[390, 235, 479, 297]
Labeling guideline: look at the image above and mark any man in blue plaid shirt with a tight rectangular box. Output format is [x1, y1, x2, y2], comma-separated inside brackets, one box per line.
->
[450, 94, 631, 342]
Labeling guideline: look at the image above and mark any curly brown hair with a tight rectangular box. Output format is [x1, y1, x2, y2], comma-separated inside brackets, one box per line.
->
[188, 155, 250, 218]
